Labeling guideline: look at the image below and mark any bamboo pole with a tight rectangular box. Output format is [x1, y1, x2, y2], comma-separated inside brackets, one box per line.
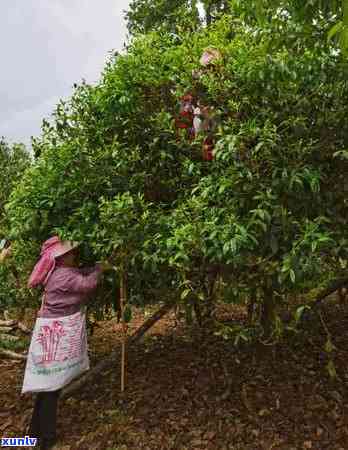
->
[119, 264, 128, 393]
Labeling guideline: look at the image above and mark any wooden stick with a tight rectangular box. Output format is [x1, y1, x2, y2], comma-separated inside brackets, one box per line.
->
[17, 322, 31, 334]
[0, 348, 27, 360]
[0, 326, 14, 333]
[0, 320, 17, 327]
[121, 339, 126, 392]
[120, 268, 125, 393]
[120, 266, 128, 393]
[0, 334, 20, 342]
[4, 310, 12, 321]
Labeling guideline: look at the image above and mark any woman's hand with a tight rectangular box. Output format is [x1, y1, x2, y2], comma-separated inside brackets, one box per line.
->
[0, 246, 12, 264]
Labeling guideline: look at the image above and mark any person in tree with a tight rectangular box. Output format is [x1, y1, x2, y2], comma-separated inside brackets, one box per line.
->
[200, 47, 222, 67]
[192, 48, 222, 161]
[23, 236, 110, 450]
[174, 48, 221, 160]
[193, 103, 217, 161]
[175, 93, 196, 140]
[192, 47, 223, 83]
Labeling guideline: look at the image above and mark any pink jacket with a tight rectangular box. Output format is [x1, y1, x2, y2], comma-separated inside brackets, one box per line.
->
[38, 265, 102, 318]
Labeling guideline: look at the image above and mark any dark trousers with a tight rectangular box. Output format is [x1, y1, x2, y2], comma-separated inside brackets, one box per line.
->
[28, 390, 61, 444]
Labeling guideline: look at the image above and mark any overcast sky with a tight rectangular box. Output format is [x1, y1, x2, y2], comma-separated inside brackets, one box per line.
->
[0, 0, 130, 146]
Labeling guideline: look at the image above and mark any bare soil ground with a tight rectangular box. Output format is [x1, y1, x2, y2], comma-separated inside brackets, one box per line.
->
[1, 300, 348, 450]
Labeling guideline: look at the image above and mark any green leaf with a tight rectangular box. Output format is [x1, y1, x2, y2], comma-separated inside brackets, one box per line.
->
[223, 242, 230, 255]
[294, 305, 310, 323]
[324, 338, 335, 354]
[123, 306, 132, 323]
[218, 184, 227, 194]
[258, 210, 265, 220]
[270, 233, 278, 254]
[255, 220, 267, 232]
[230, 239, 237, 253]
[333, 149, 348, 159]
[181, 288, 191, 300]
[327, 21, 343, 41]
[326, 360, 337, 380]
[340, 25, 348, 55]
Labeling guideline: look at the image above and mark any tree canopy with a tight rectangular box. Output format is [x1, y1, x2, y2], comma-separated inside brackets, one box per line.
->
[125, 0, 231, 34]
[4, 3, 348, 336]
[0, 138, 30, 230]
[0, 138, 30, 309]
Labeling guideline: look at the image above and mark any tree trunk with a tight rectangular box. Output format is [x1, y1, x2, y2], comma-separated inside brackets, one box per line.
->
[192, 298, 203, 326]
[61, 301, 175, 399]
[206, 5, 212, 25]
[261, 287, 276, 338]
[201, 269, 218, 324]
[221, 0, 229, 13]
[247, 289, 257, 325]
[201, 0, 213, 26]
[190, 0, 201, 22]
[338, 287, 348, 304]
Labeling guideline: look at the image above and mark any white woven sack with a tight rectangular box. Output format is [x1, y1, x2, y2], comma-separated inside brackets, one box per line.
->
[22, 310, 89, 393]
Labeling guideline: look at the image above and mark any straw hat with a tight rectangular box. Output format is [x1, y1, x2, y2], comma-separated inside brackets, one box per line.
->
[51, 241, 80, 259]
[27, 237, 80, 288]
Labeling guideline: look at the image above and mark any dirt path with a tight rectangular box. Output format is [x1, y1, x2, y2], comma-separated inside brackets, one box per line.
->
[1, 303, 348, 449]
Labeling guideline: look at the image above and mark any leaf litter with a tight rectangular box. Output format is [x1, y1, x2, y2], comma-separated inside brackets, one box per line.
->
[1, 301, 348, 449]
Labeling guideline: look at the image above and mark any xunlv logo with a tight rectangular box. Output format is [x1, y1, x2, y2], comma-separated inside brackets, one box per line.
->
[1, 436, 37, 447]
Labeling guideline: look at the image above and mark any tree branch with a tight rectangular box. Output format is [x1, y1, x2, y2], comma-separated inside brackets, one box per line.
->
[61, 301, 175, 399]
[0, 348, 27, 360]
[312, 277, 348, 309]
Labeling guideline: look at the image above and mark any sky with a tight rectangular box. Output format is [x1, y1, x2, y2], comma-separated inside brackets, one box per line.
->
[0, 0, 130, 146]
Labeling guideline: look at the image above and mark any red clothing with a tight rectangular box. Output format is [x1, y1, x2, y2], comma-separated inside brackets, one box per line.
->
[203, 137, 214, 161]
[175, 94, 195, 135]
[38, 265, 102, 318]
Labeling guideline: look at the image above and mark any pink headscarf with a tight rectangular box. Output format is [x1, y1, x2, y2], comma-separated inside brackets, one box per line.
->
[28, 236, 78, 288]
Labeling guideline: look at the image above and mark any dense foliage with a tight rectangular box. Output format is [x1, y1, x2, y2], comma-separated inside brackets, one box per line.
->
[0, 138, 31, 309]
[0, 139, 29, 229]
[126, 0, 230, 34]
[3, 2, 348, 338]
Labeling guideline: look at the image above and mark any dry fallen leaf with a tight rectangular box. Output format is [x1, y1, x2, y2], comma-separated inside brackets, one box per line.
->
[316, 427, 323, 437]
[203, 431, 216, 440]
[0, 418, 12, 432]
[258, 408, 270, 417]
